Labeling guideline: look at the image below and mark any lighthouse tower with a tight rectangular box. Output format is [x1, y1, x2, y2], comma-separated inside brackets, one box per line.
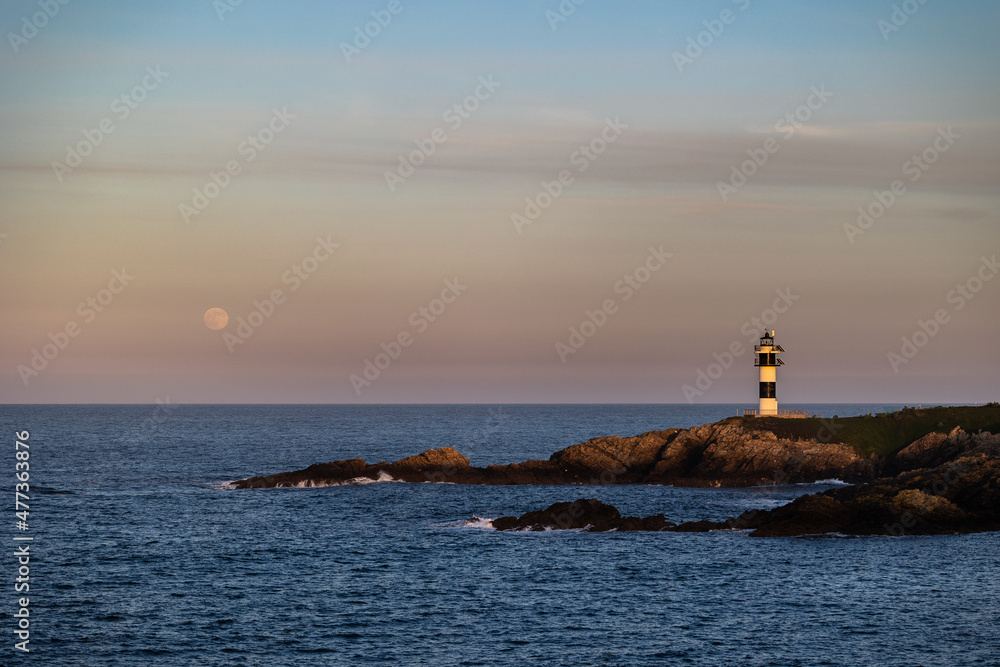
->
[754, 330, 784, 416]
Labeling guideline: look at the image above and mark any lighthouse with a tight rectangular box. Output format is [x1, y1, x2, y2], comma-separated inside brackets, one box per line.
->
[754, 330, 784, 416]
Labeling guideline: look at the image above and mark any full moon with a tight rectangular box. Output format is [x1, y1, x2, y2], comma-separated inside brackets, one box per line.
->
[204, 307, 229, 330]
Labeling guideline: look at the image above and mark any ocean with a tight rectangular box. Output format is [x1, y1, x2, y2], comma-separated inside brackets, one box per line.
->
[2, 404, 998, 666]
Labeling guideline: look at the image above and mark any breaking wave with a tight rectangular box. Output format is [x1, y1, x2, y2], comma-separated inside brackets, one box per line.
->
[432, 517, 496, 530]
[222, 470, 399, 489]
[345, 470, 398, 485]
[809, 478, 852, 486]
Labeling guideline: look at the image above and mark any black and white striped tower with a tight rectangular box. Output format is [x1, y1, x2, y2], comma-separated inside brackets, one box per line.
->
[754, 330, 784, 416]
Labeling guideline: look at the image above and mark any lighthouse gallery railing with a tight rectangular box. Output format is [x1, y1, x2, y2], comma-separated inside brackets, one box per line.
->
[737, 408, 812, 418]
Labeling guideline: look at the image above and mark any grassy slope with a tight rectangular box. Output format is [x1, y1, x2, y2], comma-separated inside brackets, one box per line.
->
[732, 404, 1000, 457]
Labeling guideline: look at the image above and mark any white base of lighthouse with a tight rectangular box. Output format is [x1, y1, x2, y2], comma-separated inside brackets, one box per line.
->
[759, 398, 778, 416]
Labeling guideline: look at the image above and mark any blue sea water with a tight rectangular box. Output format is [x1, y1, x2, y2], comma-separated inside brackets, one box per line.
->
[1, 404, 998, 666]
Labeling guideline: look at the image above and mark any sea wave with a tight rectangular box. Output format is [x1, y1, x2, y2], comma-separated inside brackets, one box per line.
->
[345, 470, 398, 485]
[298, 470, 399, 487]
[808, 478, 852, 486]
[220, 469, 400, 489]
[432, 517, 496, 530]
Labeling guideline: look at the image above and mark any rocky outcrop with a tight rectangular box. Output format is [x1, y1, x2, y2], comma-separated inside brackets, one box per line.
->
[885, 427, 1000, 475]
[549, 430, 679, 483]
[234, 447, 470, 488]
[232, 422, 874, 489]
[492, 499, 675, 532]
[234, 458, 372, 488]
[489, 430, 1000, 537]
[233, 413, 1000, 536]
[727, 451, 1000, 537]
[387, 447, 470, 478]
[644, 422, 871, 486]
[232, 410, 999, 491]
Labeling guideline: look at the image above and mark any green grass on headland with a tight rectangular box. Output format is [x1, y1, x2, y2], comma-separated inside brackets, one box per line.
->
[734, 404, 1000, 457]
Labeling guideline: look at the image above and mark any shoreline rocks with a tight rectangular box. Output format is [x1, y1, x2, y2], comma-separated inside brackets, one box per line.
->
[229, 407, 1000, 536]
[490, 430, 1000, 537]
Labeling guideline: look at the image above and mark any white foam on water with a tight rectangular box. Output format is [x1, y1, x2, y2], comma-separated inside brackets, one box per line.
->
[510, 526, 589, 534]
[259, 470, 402, 489]
[346, 470, 398, 485]
[345, 470, 399, 486]
[430, 516, 496, 530]
[293, 479, 332, 488]
[376, 470, 396, 483]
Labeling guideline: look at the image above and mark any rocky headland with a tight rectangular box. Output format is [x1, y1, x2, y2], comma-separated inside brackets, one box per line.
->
[232, 404, 1000, 537]
[231, 423, 864, 488]
[232, 420, 861, 489]
[232, 405, 1000, 490]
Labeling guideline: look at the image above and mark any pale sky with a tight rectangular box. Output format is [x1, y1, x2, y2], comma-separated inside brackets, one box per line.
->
[1, 0, 998, 403]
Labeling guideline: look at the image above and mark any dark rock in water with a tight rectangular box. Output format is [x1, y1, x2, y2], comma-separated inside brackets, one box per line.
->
[492, 499, 675, 532]
[234, 458, 372, 488]
[493, 499, 618, 531]
[233, 447, 471, 488]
